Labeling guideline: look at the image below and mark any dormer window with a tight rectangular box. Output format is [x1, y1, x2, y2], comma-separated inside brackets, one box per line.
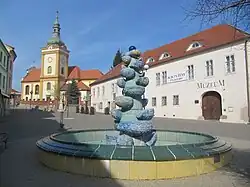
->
[146, 57, 154, 64]
[159, 52, 170, 60]
[187, 41, 202, 51]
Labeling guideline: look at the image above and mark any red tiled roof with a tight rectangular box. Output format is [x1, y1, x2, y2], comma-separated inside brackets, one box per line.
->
[11, 89, 20, 94]
[142, 24, 249, 67]
[67, 66, 103, 80]
[90, 63, 122, 86]
[21, 68, 41, 82]
[22, 66, 103, 83]
[60, 81, 90, 91]
[80, 69, 103, 80]
[77, 81, 90, 91]
[91, 24, 249, 86]
[68, 66, 81, 80]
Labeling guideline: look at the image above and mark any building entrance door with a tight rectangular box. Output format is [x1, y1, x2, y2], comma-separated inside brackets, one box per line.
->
[202, 91, 222, 120]
[46, 95, 51, 101]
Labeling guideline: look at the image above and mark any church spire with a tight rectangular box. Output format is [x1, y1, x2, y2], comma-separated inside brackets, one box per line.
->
[52, 11, 61, 38]
[47, 11, 65, 46]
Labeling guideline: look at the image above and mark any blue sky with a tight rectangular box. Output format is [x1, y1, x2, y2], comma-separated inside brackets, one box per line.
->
[0, 0, 228, 91]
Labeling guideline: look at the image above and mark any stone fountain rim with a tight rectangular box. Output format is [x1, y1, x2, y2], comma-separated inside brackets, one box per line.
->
[49, 129, 219, 147]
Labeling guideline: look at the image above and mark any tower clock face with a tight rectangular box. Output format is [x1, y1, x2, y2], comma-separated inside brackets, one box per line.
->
[48, 57, 53, 63]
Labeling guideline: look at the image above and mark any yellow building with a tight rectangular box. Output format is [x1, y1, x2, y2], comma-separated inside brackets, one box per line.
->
[21, 12, 103, 103]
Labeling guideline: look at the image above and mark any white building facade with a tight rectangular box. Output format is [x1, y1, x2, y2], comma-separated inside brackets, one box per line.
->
[91, 74, 122, 113]
[145, 41, 249, 123]
[90, 24, 250, 123]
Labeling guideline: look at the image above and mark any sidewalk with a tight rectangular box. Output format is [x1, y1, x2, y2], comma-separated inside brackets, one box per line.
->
[0, 108, 250, 187]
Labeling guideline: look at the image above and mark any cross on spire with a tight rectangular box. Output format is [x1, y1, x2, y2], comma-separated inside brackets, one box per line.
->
[55, 11, 59, 24]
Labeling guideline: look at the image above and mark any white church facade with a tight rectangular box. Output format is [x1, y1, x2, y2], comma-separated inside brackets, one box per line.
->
[90, 24, 250, 124]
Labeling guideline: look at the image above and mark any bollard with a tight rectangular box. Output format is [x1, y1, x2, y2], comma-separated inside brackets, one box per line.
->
[59, 111, 64, 128]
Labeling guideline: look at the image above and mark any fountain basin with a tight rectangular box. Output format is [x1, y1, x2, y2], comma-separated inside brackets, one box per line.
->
[36, 129, 232, 180]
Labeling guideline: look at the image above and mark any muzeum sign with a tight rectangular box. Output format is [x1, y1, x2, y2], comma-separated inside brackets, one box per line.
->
[197, 80, 225, 89]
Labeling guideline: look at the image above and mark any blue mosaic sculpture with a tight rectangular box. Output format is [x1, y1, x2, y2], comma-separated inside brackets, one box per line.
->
[111, 46, 157, 146]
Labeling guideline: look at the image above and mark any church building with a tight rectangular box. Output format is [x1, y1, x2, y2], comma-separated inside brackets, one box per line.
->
[21, 12, 103, 103]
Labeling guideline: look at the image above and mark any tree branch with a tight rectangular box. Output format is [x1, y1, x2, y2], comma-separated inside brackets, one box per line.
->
[183, 0, 250, 30]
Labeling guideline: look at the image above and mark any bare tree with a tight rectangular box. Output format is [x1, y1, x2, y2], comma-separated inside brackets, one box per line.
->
[184, 0, 250, 30]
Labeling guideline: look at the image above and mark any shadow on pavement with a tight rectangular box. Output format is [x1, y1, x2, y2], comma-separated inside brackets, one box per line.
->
[220, 148, 250, 185]
[0, 108, 123, 187]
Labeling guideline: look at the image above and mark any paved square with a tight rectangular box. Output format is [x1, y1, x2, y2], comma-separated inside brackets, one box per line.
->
[0, 108, 250, 187]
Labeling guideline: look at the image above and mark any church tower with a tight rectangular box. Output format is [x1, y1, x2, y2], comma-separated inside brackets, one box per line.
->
[40, 11, 69, 101]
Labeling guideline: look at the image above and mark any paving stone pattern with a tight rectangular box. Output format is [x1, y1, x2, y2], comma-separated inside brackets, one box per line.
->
[0, 108, 250, 187]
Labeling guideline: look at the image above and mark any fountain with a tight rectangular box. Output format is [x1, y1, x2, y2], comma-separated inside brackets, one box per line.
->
[36, 46, 232, 180]
[109, 46, 157, 146]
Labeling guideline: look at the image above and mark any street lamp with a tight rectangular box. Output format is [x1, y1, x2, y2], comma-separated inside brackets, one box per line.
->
[30, 90, 33, 109]
[62, 93, 65, 109]
[58, 93, 64, 128]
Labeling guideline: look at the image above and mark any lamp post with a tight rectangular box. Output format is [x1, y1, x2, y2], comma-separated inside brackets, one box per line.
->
[66, 93, 69, 118]
[58, 94, 64, 128]
[30, 90, 33, 109]
[62, 93, 65, 110]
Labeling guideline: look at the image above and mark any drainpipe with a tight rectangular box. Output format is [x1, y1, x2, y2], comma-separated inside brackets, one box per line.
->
[244, 39, 250, 124]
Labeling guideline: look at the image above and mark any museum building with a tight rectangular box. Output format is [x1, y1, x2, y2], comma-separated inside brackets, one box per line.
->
[90, 24, 250, 123]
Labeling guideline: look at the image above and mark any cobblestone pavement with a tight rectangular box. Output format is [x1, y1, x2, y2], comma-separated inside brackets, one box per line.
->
[0, 108, 250, 187]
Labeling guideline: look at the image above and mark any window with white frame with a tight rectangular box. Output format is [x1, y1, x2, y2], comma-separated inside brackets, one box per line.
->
[205, 60, 214, 76]
[162, 71, 167, 84]
[102, 86, 105, 96]
[159, 52, 170, 60]
[156, 73, 160, 86]
[187, 41, 202, 51]
[2, 76, 5, 89]
[146, 57, 154, 64]
[99, 102, 103, 109]
[47, 66, 52, 74]
[46, 82, 51, 91]
[97, 87, 100, 97]
[92, 88, 95, 97]
[115, 83, 118, 93]
[161, 96, 167, 106]
[3, 56, 6, 67]
[112, 83, 115, 93]
[192, 42, 201, 48]
[225, 55, 235, 73]
[187, 65, 194, 79]
[152, 97, 157, 106]
[113, 93, 116, 101]
[173, 95, 179, 105]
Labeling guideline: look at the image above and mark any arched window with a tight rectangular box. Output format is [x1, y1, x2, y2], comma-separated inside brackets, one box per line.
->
[61, 67, 64, 75]
[35, 85, 39, 94]
[192, 42, 201, 48]
[47, 66, 52, 74]
[187, 41, 202, 51]
[146, 57, 154, 64]
[25, 85, 30, 95]
[47, 82, 51, 90]
[159, 52, 170, 60]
